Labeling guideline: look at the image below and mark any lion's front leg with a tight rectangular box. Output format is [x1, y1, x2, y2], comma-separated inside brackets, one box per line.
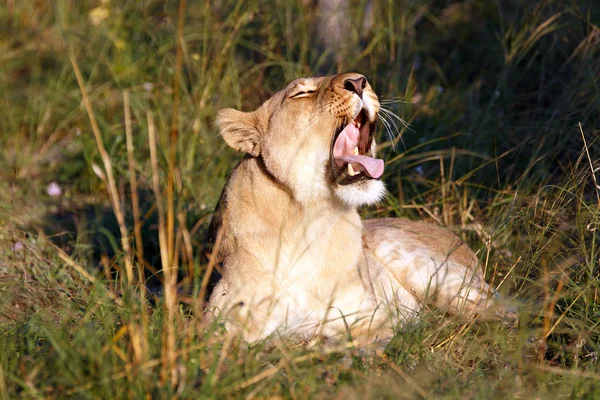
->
[206, 274, 351, 343]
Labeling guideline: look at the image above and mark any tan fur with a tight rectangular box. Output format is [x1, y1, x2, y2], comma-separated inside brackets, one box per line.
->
[206, 73, 495, 347]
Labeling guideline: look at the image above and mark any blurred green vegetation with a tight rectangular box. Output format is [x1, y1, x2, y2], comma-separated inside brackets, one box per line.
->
[1, 0, 599, 398]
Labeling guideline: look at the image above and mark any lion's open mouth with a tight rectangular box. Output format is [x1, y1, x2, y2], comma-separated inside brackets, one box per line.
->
[330, 110, 384, 185]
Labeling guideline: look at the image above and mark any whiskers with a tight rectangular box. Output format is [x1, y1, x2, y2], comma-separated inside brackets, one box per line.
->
[304, 98, 412, 155]
[377, 100, 412, 152]
[380, 97, 413, 105]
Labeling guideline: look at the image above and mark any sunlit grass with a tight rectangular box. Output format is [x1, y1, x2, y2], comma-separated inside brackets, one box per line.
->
[1, 0, 599, 398]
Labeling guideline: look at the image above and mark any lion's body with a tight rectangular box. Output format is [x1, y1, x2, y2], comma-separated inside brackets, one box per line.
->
[208, 156, 376, 342]
[206, 73, 494, 346]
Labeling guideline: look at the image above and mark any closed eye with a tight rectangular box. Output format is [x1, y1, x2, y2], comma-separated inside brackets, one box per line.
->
[289, 89, 317, 99]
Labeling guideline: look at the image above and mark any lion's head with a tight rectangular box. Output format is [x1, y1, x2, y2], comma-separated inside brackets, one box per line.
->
[217, 73, 385, 207]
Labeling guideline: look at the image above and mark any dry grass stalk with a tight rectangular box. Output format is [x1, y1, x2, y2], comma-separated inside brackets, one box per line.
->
[157, 0, 187, 387]
[197, 6, 251, 109]
[68, 48, 134, 284]
[54, 244, 123, 307]
[198, 226, 224, 308]
[579, 122, 600, 208]
[377, 350, 429, 398]
[147, 111, 174, 386]
[124, 90, 149, 366]
[124, 91, 144, 263]
[100, 255, 113, 292]
[0, 359, 7, 400]
[543, 258, 583, 340]
[177, 212, 195, 289]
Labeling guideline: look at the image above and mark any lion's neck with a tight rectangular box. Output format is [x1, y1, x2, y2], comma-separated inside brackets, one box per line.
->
[220, 157, 363, 278]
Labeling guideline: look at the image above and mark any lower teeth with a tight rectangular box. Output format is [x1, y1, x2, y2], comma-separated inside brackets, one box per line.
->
[347, 163, 359, 176]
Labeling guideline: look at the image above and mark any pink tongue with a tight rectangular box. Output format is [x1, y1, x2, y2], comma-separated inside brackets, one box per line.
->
[332, 123, 384, 179]
[337, 155, 384, 179]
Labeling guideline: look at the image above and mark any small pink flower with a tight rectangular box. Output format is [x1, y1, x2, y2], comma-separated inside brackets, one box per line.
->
[47, 182, 62, 197]
[12, 242, 24, 251]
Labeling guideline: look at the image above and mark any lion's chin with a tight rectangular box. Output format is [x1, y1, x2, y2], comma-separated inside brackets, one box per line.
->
[334, 179, 386, 207]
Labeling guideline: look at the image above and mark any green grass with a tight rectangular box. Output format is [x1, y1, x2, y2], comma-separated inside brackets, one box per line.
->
[1, 0, 599, 398]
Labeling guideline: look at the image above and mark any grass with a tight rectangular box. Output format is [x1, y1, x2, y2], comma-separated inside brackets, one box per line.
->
[1, 0, 599, 398]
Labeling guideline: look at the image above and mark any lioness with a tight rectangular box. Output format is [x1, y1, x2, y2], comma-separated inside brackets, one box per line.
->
[206, 73, 495, 347]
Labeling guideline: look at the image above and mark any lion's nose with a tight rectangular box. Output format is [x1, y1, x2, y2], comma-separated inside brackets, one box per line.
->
[343, 76, 366, 98]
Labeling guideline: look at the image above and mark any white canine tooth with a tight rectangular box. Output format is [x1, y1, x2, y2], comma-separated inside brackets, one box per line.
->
[352, 146, 359, 155]
[348, 163, 359, 176]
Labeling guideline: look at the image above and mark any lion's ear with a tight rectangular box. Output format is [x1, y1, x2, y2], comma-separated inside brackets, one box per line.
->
[216, 108, 262, 157]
